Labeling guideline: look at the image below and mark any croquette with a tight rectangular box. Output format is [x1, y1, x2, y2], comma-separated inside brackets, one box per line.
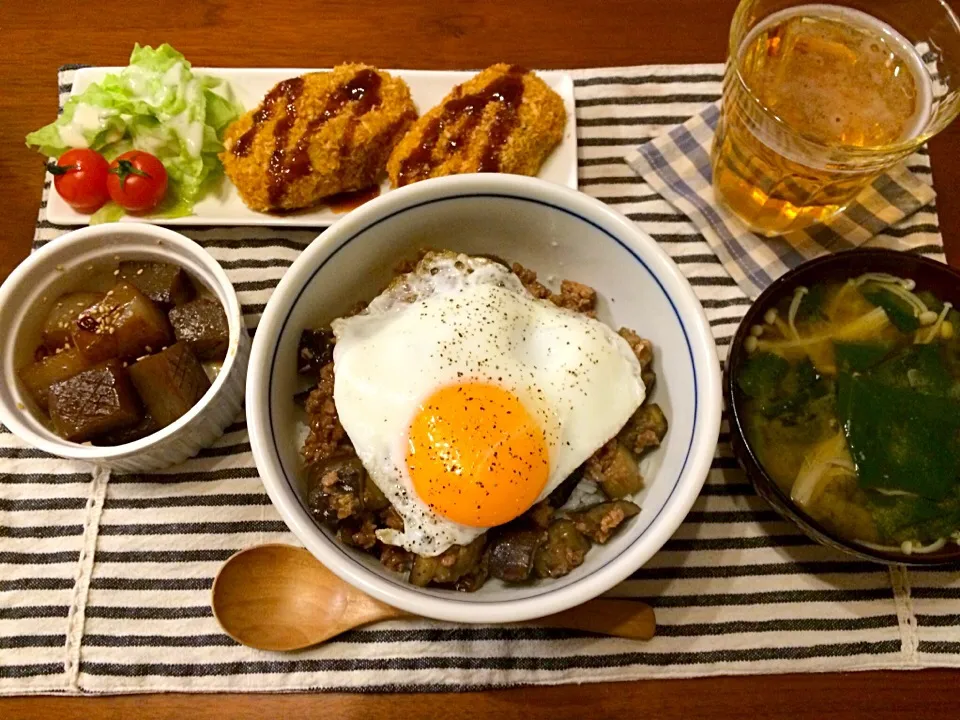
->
[387, 64, 566, 187]
[221, 64, 416, 212]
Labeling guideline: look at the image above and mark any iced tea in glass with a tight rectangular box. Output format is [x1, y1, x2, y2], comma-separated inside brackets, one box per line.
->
[712, 1, 960, 236]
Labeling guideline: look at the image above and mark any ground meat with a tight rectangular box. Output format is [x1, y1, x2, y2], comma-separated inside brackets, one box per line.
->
[618, 404, 668, 457]
[306, 455, 366, 523]
[393, 248, 432, 274]
[337, 513, 378, 550]
[512, 263, 599, 316]
[529, 500, 555, 529]
[618, 327, 653, 368]
[511, 262, 552, 299]
[301, 363, 350, 467]
[533, 519, 591, 578]
[618, 327, 656, 390]
[585, 439, 644, 500]
[380, 505, 405, 531]
[570, 501, 641, 544]
[379, 544, 413, 573]
[344, 299, 369, 318]
[554, 279, 597, 313]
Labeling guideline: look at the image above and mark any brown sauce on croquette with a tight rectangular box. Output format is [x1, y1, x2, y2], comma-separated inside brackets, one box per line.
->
[278, 69, 383, 202]
[232, 70, 387, 208]
[265, 78, 307, 206]
[396, 66, 527, 186]
[232, 77, 304, 158]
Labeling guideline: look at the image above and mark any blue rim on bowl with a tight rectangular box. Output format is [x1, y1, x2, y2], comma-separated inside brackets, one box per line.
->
[246, 174, 722, 623]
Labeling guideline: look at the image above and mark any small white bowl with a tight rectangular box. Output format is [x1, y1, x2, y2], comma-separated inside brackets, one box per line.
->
[247, 174, 721, 623]
[0, 224, 249, 473]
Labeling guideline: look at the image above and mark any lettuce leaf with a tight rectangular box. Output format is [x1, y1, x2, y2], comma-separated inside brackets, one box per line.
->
[26, 43, 242, 219]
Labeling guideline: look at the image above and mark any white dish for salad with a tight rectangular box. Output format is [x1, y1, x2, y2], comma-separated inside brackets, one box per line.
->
[46, 68, 578, 228]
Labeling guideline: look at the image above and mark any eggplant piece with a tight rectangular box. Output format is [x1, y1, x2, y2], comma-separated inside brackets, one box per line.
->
[409, 554, 441, 587]
[18, 347, 94, 410]
[297, 328, 335, 375]
[569, 500, 641, 544]
[92, 413, 161, 446]
[72, 282, 173, 362]
[533, 519, 591, 579]
[409, 536, 487, 587]
[168, 298, 230, 361]
[432, 536, 487, 585]
[488, 525, 547, 582]
[305, 453, 385, 523]
[119, 261, 194, 308]
[529, 463, 586, 528]
[128, 342, 211, 428]
[453, 549, 490, 592]
[586, 440, 644, 500]
[47, 360, 142, 442]
[42, 292, 104, 351]
[618, 404, 668, 457]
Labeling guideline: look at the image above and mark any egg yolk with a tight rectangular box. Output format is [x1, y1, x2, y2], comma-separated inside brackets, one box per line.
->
[406, 382, 550, 527]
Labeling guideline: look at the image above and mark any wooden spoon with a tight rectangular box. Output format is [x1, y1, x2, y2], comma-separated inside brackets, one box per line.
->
[211, 544, 655, 651]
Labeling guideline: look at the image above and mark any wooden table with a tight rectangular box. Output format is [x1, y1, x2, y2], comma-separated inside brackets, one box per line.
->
[2, 1, 959, 717]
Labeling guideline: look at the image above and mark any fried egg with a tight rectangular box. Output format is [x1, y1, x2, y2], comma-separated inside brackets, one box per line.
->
[331, 252, 646, 556]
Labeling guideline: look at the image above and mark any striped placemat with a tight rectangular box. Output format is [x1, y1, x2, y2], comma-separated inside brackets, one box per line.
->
[1, 63, 955, 695]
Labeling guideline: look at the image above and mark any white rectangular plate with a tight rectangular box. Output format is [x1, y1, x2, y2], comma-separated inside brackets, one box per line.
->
[47, 67, 578, 227]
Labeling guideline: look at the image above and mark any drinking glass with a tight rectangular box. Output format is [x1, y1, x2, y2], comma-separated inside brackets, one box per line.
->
[712, 0, 960, 236]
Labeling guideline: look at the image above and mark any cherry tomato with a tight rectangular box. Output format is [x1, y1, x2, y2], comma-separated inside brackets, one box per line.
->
[49, 149, 110, 214]
[107, 151, 168, 213]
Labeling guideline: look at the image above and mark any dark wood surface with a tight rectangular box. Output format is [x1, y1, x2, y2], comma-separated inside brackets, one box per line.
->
[1, 1, 958, 717]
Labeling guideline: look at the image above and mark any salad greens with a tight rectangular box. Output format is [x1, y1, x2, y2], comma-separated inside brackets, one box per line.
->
[26, 44, 242, 220]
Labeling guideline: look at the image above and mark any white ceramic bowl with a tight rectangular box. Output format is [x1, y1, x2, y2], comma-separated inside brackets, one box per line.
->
[0, 224, 249, 473]
[247, 174, 721, 623]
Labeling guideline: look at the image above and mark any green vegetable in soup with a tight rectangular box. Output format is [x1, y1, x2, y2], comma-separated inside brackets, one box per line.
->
[916, 290, 944, 314]
[737, 352, 789, 399]
[867, 344, 953, 397]
[837, 373, 960, 500]
[868, 489, 960, 546]
[861, 286, 920, 332]
[795, 283, 828, 322]
[740, 273, 960, 551]
[833, 341, 890, 374]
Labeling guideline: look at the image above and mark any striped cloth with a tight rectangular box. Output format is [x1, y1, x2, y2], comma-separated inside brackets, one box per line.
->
[628, 103, 938, 299]
[1, 64, 956, 696]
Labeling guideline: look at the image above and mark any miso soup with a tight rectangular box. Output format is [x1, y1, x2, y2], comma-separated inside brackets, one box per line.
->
[737, 273, 960, 555]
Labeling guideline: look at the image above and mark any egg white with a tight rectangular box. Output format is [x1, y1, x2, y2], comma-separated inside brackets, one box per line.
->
[331, 252, 646, 557]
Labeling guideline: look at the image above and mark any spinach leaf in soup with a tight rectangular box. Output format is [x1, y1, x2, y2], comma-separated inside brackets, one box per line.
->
[760, 357, 830, 419]
[795, 283, 828, 323]
[868, 344, 953, 397]
[868, 489, 960, 546]
[861, 286, 920, 332]
[916, 290, 944, 314]
[737, 352, 789, 400]
[838, 373, 960, 501]
[833, 341, 890, 375]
